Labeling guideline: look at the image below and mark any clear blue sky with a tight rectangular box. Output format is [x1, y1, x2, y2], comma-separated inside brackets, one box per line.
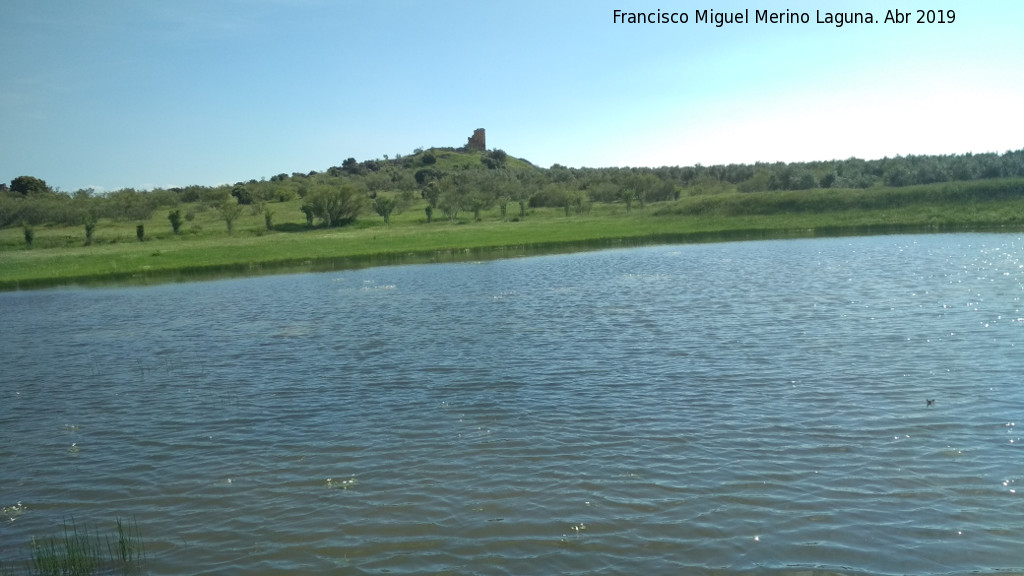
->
[2, 1, 1022, 192]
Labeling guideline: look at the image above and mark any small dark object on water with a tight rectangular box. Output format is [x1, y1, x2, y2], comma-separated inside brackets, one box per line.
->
[926, 399, 936, 407]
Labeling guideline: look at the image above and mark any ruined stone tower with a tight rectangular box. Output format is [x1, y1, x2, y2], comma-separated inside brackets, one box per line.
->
[466, 128, 486, 152]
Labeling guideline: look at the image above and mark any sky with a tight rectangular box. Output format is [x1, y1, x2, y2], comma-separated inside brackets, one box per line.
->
[2, 0, 1023, 192]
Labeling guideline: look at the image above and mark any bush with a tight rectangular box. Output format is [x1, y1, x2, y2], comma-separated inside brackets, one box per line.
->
[84, 217, 96, 245]
[415, 168, 443, 187]
[274, 188, 297, 203]
[168, 209, 183, 234]
[217, 198, 242, 234]
[301, 185, 365, 227]
[231, 184, 253, 205]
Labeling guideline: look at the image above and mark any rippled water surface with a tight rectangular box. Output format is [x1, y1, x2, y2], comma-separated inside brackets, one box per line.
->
[2, 234, 1023, 575]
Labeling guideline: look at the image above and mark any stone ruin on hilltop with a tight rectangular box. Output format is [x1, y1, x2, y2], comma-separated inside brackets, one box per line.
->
[465, 128, 486, 152]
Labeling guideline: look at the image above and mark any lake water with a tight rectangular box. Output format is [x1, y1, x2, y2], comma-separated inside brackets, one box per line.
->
[1, 233, 1022, 575]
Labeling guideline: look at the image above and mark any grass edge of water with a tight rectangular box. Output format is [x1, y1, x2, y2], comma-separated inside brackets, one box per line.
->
[0, 517, 145, 576]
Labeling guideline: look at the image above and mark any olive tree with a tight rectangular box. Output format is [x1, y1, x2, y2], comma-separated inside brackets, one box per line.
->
[168, 209, 183, 234]
[373, 196, 396, 225]
[301, 185, 365, 227]
[217, 198, 243, 234]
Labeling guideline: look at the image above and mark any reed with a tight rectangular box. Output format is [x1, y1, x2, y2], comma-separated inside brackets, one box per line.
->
[0, 517, 146, 576]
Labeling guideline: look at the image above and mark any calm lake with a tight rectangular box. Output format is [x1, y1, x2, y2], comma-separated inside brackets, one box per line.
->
[1, 233, 1022, 575]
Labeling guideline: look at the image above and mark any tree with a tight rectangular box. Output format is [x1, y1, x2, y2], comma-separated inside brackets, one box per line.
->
[342, 157, 362, 175]
[422, 181, 441, 209]
[11, 176, 49, 196]
[415, 168, 443, 187]
[436, 177, 462, 222]
[433, 172, 493, 222]
[302, 185, 365, 227]
[619, 188, 635, 212]
[168, 209, 183, 234]
[364, 173, 390, 195]
[464, 188, 492, 221]
[630, 173, 659, 209]
[231, 184, 253, 205]
[22, 222, 34, 247]
[790, 169, 815, 189]
[567, 189, 590, 215]
[84, 216, 96, 246]
[136, 224, 145, 242]
[481, 149, 508, 169]
[531, 182, 570, 209]
[461, 172, 496, 221]
[106, 188, 158, 221]
[373, 196, 396, 225]
[217, 198, 243, 234]
[493, 174, 522, 220]
[374, 190, 413, 225]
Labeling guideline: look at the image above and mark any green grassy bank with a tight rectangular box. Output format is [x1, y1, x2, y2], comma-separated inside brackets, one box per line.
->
[2, 180, 1023, 291]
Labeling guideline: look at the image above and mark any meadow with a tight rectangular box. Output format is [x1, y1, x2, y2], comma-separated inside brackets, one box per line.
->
[2, 177, 1023, 290]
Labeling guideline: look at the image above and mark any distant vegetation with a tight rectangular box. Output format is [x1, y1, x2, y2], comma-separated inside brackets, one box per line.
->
[4, 147, 1024, 233]
[2, 144, 1023, 289]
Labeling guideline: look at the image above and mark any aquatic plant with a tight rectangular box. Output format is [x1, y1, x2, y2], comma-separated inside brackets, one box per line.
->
[30, 520, 102, 576]
[108, 517, 145, 569]
[2, 517, 146, 576]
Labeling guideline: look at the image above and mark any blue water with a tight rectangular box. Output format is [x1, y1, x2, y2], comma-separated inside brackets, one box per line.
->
[1, 233, 1022, 575]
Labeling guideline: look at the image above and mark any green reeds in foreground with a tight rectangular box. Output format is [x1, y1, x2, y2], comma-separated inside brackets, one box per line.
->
[4, 517, 146, 576]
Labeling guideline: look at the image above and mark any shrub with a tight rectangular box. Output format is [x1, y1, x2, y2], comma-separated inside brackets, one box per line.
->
[301, 185, 365, 227]
[168, 209, 183, 234]
[84, 217, 96, 245]
[217, 198, 242, 234]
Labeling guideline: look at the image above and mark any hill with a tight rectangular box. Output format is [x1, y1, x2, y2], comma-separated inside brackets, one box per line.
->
[2, 136, 1024, 289]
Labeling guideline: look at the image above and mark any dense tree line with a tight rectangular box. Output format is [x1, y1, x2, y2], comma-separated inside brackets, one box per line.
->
[4, 148, 1024, 231]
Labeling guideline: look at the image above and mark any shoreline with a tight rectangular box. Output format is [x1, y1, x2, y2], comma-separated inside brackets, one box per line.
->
[3, 220, 1020, 292]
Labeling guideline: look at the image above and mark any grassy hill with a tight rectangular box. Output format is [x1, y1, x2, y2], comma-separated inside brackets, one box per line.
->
[2, 144, 1024, 290]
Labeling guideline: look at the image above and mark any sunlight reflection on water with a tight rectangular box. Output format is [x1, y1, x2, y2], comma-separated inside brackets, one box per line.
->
[1, 233, 1022, 575]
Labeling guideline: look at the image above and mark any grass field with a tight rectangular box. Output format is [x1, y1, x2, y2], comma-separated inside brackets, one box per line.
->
[2, 183, 1023, 290]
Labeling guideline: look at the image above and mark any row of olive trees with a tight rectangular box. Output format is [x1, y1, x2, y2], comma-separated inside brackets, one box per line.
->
[1, 183, 181, 228]
[547, 149, 1024, 196]
[8, 146, 1024, 232]
[419, 171, 530, 222]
